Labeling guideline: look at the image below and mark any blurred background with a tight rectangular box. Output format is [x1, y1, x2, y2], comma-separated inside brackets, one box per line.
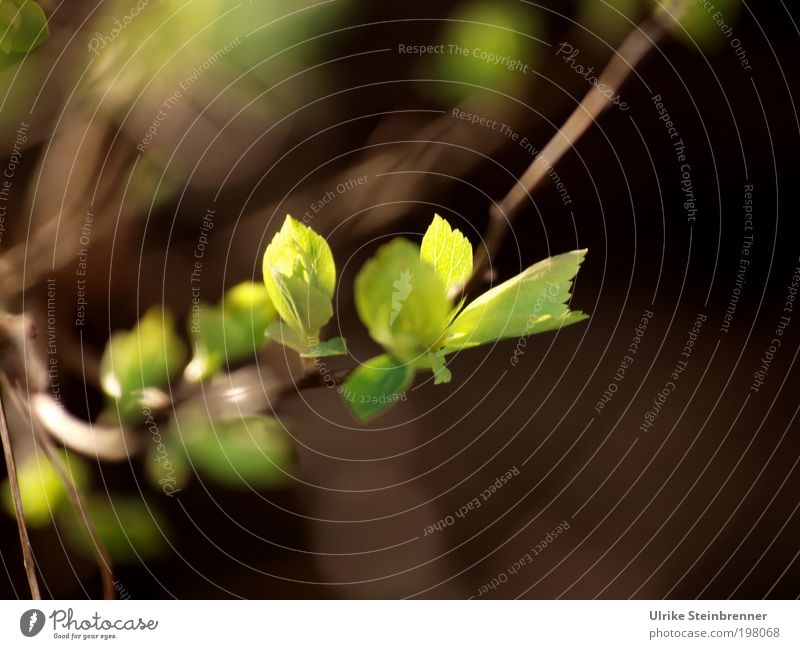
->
[0, 0, 799, 598]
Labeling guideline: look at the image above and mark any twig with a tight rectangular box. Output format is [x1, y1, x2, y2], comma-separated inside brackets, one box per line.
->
[464, 13, 670, 296]
[30, 415, 116, 600]
[272, 366, 354, 404]
[0, 383, 41, 599]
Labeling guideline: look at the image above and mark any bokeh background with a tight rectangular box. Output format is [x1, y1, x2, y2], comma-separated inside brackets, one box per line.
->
[1, 0, 799, 598]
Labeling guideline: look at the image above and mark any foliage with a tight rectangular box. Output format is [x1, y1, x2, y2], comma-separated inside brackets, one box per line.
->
[1, 450, 86, 528]
[95, 213, 586, 427]
[346, 215, 587, 420]
[100, 307, 188, 423]
[262, 215, 341, 354]
[0, 0, 48, 58]
[61, 494, 169, 562]
[185, 282, 278, 382]
[145, 410, 294, 491]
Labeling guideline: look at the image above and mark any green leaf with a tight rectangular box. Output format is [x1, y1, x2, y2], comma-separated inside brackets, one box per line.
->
[100, 307, 188, 422]
[302, 336, 347, 358]
[182, 415, 294, 488]
[145, 420, 190, 495]
[2, 1, 48, 55]
[441, 250, 588, 352]
[420, 214, 473, 294]
[354, 238, 451, 363]
[2, 451, 87, 528]
[0, 3, 22, 32]
[428, 350, 452, 385]
[62, 495, 168, 562]
[185, 282, 277, 382]
[262, 215, 336, 337]
[342, 354, 415, 422]
[265, 320, 310, 355]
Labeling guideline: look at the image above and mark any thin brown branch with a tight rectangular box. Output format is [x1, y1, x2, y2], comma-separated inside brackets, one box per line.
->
[30, 416, 116, 600]
[464, 13, 670, 296]
[0, 382, 41, 599]
[272, 366, 354, 404]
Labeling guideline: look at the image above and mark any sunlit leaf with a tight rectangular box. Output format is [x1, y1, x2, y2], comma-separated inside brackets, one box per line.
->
[262, 215, 336, 339]
[441, 250, 588, 352]
[186, 282, 277, 382]
[100, 307, 188, 421]
[354, 238, 451, 363]
[302, 336, 347, 358]
[420, 214, 473, 294]
[265, 320, 309, 355]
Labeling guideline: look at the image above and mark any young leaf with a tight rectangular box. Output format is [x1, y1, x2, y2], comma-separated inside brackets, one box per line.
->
[342, 354, 414, 422]
[302, 336, 347, 358]
[182, 415, 294, 488]
[354, 238, 451, 363]
[186, 282, 277, 382]
[1, 1, 48, 55]
[100, 307, 187, 421]
[420, 214, 473, 294]
[262, 215, 336, 339]
[1, 451, 87, 528]
[427, 350, 452, 385]
[61, 495, 168, 562]
[265, 321, 310, 355]
[441, 250, 588, 352]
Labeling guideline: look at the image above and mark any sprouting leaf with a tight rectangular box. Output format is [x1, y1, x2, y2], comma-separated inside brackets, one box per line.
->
[100, 307, 187, 421]
[302, 336, 347, 358]
[185, 282, 277, 382]
[262, 215, 336, 339]
[145, 419, 190, 495]
[182, 415, 294, 488]
[427, 350, 452, 385]
[420, 214, 473, 294]
[0, 1, 48, 55]
[185, 308, 227, 382]
[265, 320, 310, 355]
[342, 354, 414, 422]
[2, 451, 87, 528]
[441, 250, 588, 352]
[61, 495, 168, 562]
[354, 238, 451, 363]
[224, 281, 278, 324]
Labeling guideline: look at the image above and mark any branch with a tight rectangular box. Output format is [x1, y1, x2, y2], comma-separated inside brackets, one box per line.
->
[30, 416, 116, 600]
[463, 13, 670, 296]
[0, 383, 41, 599]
